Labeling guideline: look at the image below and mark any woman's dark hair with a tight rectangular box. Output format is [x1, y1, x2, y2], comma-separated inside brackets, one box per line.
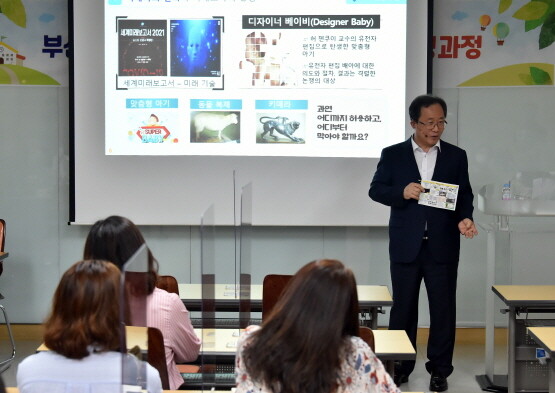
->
[243, 259, 360, 393]
[83, 215, 158, 294]
[44, 260, 121, 359]
[409, 94, 447, 122]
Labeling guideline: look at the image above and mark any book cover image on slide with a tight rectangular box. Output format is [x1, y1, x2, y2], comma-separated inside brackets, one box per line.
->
[170, 19, 222, 77]
[118, 19, 168, 77]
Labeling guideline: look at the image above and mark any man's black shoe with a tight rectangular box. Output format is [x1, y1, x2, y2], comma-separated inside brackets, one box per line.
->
[393, 372, 408, 387]
[429, 373, 448, 392]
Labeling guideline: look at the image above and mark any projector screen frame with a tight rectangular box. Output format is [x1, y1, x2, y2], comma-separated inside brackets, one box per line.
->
[68, 0, 433, 226]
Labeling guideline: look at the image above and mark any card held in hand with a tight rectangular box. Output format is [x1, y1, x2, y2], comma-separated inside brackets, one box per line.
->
[418, 180, 459, 211]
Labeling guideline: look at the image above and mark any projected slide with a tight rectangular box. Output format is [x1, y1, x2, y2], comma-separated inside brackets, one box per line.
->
[105, 0, 407, 158]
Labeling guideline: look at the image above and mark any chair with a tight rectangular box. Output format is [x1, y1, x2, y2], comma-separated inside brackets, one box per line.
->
[0, 219, 15, 373]
[155, 275, 179, 296]
[262, 274, 292, 321]
[146, 327, 170, 390]
[125, 326, 170, 390]
[358, 326, 375, 352]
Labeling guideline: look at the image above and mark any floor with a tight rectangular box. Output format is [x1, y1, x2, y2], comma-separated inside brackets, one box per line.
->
[1, 329, 510, 393]
[399, 342, 506, 393]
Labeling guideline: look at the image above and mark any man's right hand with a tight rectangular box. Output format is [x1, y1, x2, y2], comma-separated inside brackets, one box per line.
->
[403, 182, 425, 200]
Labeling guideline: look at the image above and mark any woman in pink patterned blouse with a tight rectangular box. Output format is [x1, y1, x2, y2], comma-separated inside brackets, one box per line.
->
[235, 259, 400, 393]
[84, 215, 201, 390]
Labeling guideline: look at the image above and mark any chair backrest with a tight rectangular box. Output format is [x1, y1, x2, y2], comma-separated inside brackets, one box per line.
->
[0, 219, 5, 252]
[262, 274, 292, 321]
[358, 326, 375, 352]
[155, 275, 179, 296]
[147, 327, 170, 390]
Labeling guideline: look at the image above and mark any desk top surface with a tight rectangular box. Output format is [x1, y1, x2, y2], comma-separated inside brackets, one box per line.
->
[528, 327, 555, 353]
[7, 388, 424, 393]
[0, 252, 8, 261]
[179, 283, 392, 304]
[191, 327, 414, 359]
[128, 326, 414, 358]
[128, 327, 415, 357]
[492, 285, 555, 305]
[39, 326, 415, 361]
[37, 326, 150, 352]
[373, 330, 415, 358]
[6, 389, 217, 393]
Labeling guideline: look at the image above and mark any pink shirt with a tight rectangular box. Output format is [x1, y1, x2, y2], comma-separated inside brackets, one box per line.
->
[133, 287, 201, 390]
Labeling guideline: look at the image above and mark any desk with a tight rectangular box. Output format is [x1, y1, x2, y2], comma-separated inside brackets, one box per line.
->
[123, 326, 414, 367]
[493, 285, 555, 393]
[38, 327, 414, 380]
[179, 283, 393, 329]
[528, 327, 555, 393]
[191, 327, 415, 372]
[37, 326, 151, 352]
[37, 327, 238, 356]
[6, 389, 229, 393]
[0, 252, 9, 261]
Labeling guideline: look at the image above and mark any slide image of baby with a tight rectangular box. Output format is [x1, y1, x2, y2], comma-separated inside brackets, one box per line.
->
[239, 31, 297, 87]
[124, 113, 175, 144]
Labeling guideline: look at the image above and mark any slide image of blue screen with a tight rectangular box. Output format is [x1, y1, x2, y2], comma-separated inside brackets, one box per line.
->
[170, 19, 222, 77]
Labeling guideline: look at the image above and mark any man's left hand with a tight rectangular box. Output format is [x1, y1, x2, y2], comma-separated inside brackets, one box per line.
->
[458, 218, 478, 239]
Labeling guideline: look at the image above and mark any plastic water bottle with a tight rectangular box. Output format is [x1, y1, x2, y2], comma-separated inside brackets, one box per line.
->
[502, 182, 511, 200]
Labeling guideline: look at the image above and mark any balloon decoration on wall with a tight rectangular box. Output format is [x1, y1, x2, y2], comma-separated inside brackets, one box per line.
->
[479, 14, 491, 30]
[492, 22, 510, 45]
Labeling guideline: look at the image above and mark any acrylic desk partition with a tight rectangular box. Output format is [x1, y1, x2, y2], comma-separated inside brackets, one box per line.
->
[477, 178, 555, 393]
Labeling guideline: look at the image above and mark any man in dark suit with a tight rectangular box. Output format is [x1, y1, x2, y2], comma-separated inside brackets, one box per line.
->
[369, 94, 478, 392]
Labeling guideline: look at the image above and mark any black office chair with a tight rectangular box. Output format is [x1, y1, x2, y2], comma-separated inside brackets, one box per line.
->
[0, 219, 15, 373]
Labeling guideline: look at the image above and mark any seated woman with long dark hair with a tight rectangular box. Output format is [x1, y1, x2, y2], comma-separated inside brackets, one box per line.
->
[235, 259, 400, 393]
[83, 215, 201, 390]
[16, 260, 162, 392]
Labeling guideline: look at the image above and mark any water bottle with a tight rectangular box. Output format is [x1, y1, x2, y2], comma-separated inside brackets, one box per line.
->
[502, 182, 511, 200]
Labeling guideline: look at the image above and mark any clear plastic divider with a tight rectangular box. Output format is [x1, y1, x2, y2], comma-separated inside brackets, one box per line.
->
[239, 182, 253, 329]
[200, 204, 217, 389]
[120, 243, 150, 391]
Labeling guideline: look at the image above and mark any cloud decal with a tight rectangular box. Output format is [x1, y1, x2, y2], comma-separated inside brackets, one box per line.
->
[39, 13, 55, 23]
[452, 11, 468, 21]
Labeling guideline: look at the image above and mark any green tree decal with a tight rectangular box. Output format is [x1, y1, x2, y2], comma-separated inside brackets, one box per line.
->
[0, 0, 26, 28]
[499, 0, 513, 13]
[529, 65, 553, 84]
[502, 0, 555, 48]
[539, 11, 555, 48]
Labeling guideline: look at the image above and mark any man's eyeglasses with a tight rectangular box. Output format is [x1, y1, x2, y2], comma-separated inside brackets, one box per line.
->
[417, 120, 448, 129]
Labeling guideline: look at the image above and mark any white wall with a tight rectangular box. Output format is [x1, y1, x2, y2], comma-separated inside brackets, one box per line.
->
[3, 84, 555, 326]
